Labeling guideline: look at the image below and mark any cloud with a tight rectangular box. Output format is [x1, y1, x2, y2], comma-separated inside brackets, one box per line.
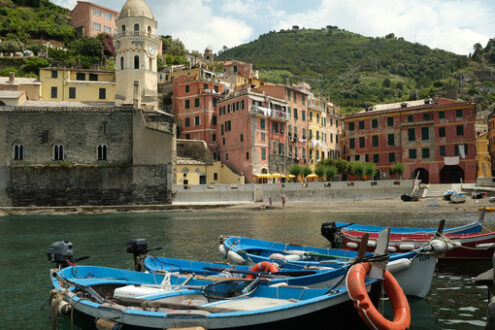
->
[271, 0, 495, 55]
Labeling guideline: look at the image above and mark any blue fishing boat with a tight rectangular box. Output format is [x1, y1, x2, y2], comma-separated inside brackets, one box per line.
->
[144, 256, 349, 288]
[219, 236, 438, 298]
[50, 264, 390, 329]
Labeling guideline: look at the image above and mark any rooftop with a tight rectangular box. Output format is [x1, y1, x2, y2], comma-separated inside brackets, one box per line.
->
[73, 1, 120, 15]
[119, 0, 154, 20]
[0, 90, 24, 99]
[0, 77, 40, 85]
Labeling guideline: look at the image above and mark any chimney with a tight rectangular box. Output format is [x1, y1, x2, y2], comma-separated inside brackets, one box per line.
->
[8, 72, 15, 84]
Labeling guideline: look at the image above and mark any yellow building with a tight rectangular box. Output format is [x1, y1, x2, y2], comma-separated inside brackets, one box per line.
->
[477, 131, 491, 178]
[176, 157, 245, 185]
[308, 96, 324, 167]
[40, 68, 115, 102]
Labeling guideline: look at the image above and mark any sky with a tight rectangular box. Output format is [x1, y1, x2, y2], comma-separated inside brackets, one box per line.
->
[51, 0, 495, 55]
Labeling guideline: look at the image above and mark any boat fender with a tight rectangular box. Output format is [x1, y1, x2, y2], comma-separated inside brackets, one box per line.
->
[227, 250, 248, 265]
[57, 300, 71, 316]
[218, 244, 227, 258]
[269, 253, 287, 260]
[367, 240, 377, 248]
[346, 242, 359, 249]
[96, 318, 123, 330]
[269, 282, 288, 287]
[446, 242, 454, 251]
[451, 240, 462, 248]
[346, 262, 411, 330]
[476, 243, 495, 249]
[285, 254, 305, 261]
[429, 239, 448, 254]
[387, 246, 397, 253]
[398, 242, 415, 251]
[386, 258, 412, 274]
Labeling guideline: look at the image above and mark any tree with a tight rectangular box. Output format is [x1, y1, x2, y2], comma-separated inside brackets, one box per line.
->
[350, 161, 365, 180]
[390, 163, 405, 179]
[21, 57, 49, 75]
[364, 162, 377, 179]
[314, 165, 325, 179]
[325, 166, 338, 181]
[334, 159, 350, 176]
[289, 165, 303, 181]
[472, 43, 483, 62]
[302, 166, 313, 179]
[0, 39, 23, 53]
[71, 37, 103, 59]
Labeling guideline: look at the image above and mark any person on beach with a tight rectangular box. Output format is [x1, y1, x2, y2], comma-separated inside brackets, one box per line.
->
[281, 195, 286, 208]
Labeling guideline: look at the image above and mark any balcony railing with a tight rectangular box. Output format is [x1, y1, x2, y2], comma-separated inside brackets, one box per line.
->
[250, 105, 288, 121]
[116, 31, 161, 40]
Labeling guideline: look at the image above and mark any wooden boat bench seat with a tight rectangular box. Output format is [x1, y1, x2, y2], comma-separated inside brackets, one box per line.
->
[203, 297, 296, 311]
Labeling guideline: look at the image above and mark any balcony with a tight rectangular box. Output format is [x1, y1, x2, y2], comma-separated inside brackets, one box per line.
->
[116, 31, 161, 41]
[250, 105, 289, 121]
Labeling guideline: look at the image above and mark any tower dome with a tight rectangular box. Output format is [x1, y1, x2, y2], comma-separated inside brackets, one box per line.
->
[119, 0, 155, 20]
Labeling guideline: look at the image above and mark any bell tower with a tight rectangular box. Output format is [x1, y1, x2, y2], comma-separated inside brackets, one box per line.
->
[115, 0, 160, 110]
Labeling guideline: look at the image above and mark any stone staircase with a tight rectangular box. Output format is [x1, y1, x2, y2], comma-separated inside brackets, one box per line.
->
[423, 184, 454, 198]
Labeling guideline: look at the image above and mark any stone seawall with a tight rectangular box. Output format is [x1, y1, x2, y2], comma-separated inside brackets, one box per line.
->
[172, 180, 415, 203]
[4, 164, 171, 206]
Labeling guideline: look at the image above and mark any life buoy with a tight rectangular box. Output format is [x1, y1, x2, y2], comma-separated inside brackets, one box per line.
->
[246, 262, 279, 279]
[346, 262, 411, 330]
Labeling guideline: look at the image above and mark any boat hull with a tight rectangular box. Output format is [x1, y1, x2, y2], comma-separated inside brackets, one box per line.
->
[221, 236, 437, 298]
[342, 231, 495, 260]
[52, 266, 371, 330]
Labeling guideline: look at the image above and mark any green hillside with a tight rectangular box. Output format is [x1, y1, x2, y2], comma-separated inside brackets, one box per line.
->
[0, 0, 74, 41]
[217, 27, 494, 113]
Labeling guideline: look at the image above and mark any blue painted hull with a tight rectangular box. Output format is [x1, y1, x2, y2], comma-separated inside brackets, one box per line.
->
[327, 221, 482, 235]
[220, 236, 437, 298]
[51, 265, 373, 329]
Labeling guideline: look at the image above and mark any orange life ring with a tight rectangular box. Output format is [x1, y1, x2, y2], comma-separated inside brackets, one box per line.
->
[346, 262, 411, 330]
[246, 262, 279, 279]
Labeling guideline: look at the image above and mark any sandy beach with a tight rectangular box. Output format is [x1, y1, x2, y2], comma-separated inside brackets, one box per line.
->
[0, 196, 491, 217]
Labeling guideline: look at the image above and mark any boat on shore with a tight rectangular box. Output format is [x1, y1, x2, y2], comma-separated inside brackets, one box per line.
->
[450, 192, 467, 203]
[401, 193, 420, 202]
[444, 190, 456, 200]
[219, 235, 438, 298]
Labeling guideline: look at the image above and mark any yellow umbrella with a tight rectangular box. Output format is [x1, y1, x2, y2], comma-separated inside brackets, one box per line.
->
[306, 174, 319, 178]
[288, 174, 296, 178]
[258, 174, 271, 179]
[271, 173, 282, 178]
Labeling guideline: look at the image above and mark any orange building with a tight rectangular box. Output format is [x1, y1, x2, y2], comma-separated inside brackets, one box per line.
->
[172, 75, 225, 159]
[488, 111, 495, 176]
[344, 98, 477, 183]
[71, 1, 119, 37]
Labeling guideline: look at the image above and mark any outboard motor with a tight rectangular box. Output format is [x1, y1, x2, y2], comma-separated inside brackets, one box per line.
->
[47, 240, 74, 268]
[47, 240, 89, 269]
[127, 238, 162, 272]
[321, 222, 342, 248]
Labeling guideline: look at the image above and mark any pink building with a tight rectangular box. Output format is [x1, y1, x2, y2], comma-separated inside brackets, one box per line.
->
[224, 60, 254, 78]
[256, 84, 311, 165]
[217, 90, 289, 183]
[172, 75, 224, 159]
[71, 1, 119, 37]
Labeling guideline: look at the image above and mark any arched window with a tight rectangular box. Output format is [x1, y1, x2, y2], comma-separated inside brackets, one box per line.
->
[54, 144, 64, 161]
[120, 56, 124, 70]
[134, 55, 139, 69]
[147, 26, 151, 33]
[121, 24, 126, 32]
[14, 144, 23, 160]
[97, 144, 108, 160]
[134, 23, 139, 35]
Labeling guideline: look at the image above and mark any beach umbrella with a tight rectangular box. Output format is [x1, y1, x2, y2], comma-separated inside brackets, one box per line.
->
[306, 174, 319, 178]
[271, 173, 282, 178]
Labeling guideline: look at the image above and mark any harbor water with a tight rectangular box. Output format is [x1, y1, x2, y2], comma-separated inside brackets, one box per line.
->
[0, 208, 492, 329]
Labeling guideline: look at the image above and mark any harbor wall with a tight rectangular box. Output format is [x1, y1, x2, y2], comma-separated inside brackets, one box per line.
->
[172, 180, 415, 203]
[5, 164, 172, 206]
